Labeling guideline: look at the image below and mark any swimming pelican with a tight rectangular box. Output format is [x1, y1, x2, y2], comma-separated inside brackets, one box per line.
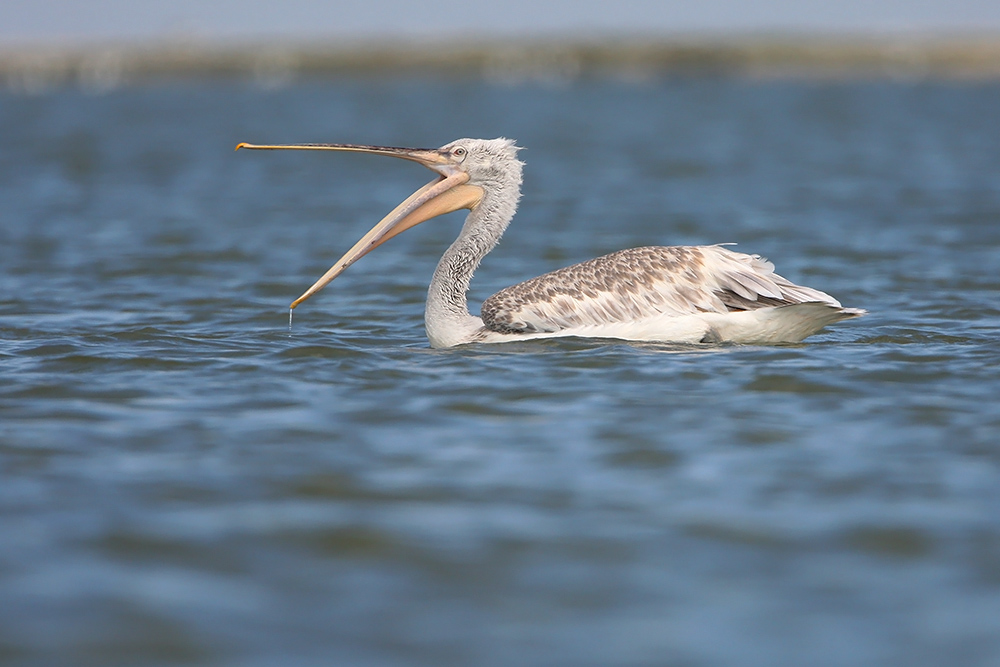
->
[237, 138, 864, 348]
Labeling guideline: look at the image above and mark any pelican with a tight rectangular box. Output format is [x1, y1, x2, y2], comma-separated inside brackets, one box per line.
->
[237, 138, 864, 348]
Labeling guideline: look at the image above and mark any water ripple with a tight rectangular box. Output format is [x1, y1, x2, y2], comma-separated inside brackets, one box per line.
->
[1, 79, 1000, 666]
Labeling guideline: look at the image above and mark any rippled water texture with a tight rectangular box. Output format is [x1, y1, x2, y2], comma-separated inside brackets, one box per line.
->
[2, 78, 1000, 666]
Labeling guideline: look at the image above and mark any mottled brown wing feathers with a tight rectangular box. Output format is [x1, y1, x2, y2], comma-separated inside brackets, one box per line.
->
[480, 246, 840, 334]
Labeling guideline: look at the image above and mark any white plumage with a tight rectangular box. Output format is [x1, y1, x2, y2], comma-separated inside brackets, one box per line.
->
[237, 137, 864, 348]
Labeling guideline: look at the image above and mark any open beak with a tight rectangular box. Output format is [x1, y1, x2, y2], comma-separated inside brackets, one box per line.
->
[236, 142, 483, 309]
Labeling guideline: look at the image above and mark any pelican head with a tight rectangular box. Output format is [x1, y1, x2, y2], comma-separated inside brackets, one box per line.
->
[236, 137, 522, 308]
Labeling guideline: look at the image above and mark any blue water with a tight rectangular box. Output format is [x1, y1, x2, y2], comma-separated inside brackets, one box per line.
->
[2, 77, 1000, 666]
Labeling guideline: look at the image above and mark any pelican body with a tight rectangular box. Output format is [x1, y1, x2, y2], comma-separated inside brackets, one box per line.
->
[236, 138, 864, 348]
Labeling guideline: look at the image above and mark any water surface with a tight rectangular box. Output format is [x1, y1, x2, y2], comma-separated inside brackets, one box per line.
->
[2, 78, 1000, 666]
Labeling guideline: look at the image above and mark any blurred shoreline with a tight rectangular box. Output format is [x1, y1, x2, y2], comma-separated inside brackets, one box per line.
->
[3, 35, 1000, 91]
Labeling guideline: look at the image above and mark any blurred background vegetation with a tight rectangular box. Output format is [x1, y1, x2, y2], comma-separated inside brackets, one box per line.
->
[3, 37, 1000, 93]
[3, 1, 1000, 91]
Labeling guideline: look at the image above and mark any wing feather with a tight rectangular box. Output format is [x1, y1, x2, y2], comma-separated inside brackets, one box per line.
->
[481, 246, 842, 335]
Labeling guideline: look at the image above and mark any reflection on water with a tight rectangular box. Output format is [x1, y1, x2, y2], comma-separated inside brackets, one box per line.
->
[1, 77, 1000, 666]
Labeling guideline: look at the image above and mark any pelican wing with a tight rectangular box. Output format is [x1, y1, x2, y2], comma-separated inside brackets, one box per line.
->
[480, 245, 842, 334]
